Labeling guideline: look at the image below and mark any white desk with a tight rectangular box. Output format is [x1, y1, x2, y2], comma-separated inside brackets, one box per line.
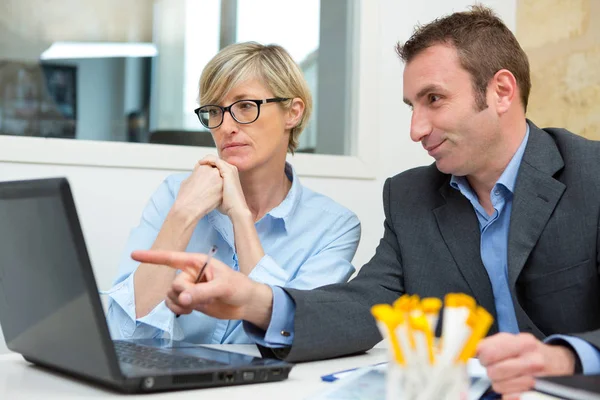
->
[0, 345, 557, 399]
[0, 345, 385, 399]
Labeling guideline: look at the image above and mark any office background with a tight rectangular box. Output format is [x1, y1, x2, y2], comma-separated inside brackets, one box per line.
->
[0, 0, 597, 355]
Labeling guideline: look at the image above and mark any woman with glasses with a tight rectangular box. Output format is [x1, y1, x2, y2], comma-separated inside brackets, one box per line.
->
[105, 42, 361, 344]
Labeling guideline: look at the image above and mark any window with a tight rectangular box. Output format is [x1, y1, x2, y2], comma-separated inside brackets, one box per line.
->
[0, 0, 356, 156]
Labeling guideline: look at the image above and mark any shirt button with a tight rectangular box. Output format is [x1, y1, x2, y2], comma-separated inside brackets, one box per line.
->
[494, 190, 500, 196]
[280, 330, 291, 337]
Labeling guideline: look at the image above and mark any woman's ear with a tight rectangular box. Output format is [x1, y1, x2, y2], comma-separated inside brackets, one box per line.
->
[285, 98, 305, 130]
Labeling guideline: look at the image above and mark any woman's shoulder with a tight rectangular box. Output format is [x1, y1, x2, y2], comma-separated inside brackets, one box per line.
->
[160, 172, 192, 195]
[142, 172, 191, 211]
[296, 185, 358, 221]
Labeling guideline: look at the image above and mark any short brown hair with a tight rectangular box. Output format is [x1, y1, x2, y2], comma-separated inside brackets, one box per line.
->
[200, 42, 312, 154]
[396, 5, 531, 111]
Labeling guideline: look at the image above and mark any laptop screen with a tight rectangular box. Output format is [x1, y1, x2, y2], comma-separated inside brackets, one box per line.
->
[0, 178, 120, 383]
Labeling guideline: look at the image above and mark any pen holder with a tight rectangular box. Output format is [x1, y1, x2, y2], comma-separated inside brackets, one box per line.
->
[371, 294, 494, 400]
[388, 362, 469, 400]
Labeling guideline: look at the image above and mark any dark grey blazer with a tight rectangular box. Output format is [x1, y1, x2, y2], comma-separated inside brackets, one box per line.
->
[266, 121, 600, 363]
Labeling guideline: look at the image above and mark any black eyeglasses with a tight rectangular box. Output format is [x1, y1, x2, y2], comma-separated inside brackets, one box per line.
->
[194, 98, 289, 129]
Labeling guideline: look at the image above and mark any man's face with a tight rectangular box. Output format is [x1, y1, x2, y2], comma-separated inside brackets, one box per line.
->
[403, 44, 501, 177]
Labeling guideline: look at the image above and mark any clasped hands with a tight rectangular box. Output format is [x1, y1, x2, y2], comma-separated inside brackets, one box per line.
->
[173, 155, 248, 222]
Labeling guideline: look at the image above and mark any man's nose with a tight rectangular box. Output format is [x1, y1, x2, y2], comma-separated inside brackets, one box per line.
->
[409, 108, 433, 143]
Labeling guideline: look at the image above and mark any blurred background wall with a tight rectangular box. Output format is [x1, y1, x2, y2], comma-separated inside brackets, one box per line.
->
[517, 0, 600, 140]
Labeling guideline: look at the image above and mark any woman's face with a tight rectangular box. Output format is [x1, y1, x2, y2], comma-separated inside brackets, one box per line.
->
[209, 79, 303, 173]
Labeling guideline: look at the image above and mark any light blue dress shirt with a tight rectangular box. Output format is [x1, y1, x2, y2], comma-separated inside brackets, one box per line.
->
[254, 128, 600, 372]
[450, 127, 600, 373]
[449, 129, 528, 335]
[104, 162, 360, 344]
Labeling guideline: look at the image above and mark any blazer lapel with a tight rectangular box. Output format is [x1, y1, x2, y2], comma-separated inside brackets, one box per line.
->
[433, 181, 498, 333]
[508, 121, 566, 287]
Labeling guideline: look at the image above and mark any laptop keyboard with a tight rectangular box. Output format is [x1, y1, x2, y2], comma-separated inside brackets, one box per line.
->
[114, 341, 226, 370]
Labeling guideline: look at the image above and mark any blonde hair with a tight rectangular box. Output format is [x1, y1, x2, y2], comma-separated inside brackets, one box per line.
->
[199, 42, 313, 153]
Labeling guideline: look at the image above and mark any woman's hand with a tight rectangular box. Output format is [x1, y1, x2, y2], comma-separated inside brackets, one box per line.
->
[172, 162, 224, 223]
[198, 155, 264, 275]
[198, 155, 250, 218]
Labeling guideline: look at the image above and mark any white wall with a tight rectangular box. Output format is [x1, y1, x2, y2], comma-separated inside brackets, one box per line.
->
[0, 0, 516, 354]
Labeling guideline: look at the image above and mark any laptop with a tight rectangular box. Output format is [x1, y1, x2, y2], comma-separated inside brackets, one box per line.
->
[0, 177, 293, 393]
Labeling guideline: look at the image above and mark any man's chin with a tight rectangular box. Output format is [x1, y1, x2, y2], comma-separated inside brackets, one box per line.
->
[434, 159, 460, 176]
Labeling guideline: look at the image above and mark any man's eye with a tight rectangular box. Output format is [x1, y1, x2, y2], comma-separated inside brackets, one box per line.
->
[429, 94, 441, 104]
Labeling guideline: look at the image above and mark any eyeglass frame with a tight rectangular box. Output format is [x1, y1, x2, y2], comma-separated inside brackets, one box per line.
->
[194, 97, 290, 129]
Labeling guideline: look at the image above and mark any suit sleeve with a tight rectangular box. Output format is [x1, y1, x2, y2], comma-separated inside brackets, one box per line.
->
[261, 178, 405, 362]
[572, 214, 600, 350]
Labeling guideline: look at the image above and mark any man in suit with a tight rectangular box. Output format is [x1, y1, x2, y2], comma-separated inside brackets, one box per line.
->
[131, 5, 600, 398]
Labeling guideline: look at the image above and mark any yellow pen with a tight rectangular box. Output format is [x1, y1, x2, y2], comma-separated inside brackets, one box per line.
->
[409, 314, 435, 365]
[421, 297, 442, 333]
[393, 295, 417, 350]
[439, 293, 476, 365]
[456, 306, 494, 363]
[371, 304, 406, 365]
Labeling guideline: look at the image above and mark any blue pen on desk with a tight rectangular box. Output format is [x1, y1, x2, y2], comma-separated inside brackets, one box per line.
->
[175, 245, 218, 318]
[321, 362, 388, 382]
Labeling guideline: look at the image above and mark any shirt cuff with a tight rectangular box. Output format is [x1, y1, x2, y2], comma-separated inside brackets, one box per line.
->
[247, 254, 292, 287]
[545, 334, 600, 374]
[103, 273, 179, 339]
[243, 286, 295, 348]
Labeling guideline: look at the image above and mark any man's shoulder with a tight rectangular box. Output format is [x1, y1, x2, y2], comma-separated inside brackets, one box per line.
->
[541, 126, 600, 170]
[543, 126, 600, 156]
[533, 125, 600, 194]
[388, 163, 447, 190]
[385, 163, 448, 205]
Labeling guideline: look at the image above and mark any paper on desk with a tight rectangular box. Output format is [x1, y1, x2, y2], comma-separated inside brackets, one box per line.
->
[467, 358, 488, 378]
[308, 359, 490, 400]
[326, 358, 488, 382]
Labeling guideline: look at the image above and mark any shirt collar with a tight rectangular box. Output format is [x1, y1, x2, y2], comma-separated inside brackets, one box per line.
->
[496, 124, 530, 194]
[266, 162, 301, 223]
[450, 124, 530, 195]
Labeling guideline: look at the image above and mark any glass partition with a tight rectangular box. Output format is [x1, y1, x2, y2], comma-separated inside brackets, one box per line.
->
[0, 0, 355, 155]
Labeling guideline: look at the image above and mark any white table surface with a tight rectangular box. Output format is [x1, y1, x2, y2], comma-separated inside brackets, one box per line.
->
[0, 344, 385, 400]
[0, 344, 557, 400]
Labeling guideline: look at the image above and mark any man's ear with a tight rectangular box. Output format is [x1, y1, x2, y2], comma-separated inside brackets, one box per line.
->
[285, 98, 305, 130]
[491, 69, 518, 115]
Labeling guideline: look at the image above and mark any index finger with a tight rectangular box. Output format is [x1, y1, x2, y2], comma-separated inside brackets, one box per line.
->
[198, 154, 219, 167]
[213, 158, 236, 173]
[131, 250, 208, 274]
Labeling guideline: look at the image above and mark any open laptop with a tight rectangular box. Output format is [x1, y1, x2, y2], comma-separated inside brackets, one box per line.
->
[0, 177, 293, 393]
